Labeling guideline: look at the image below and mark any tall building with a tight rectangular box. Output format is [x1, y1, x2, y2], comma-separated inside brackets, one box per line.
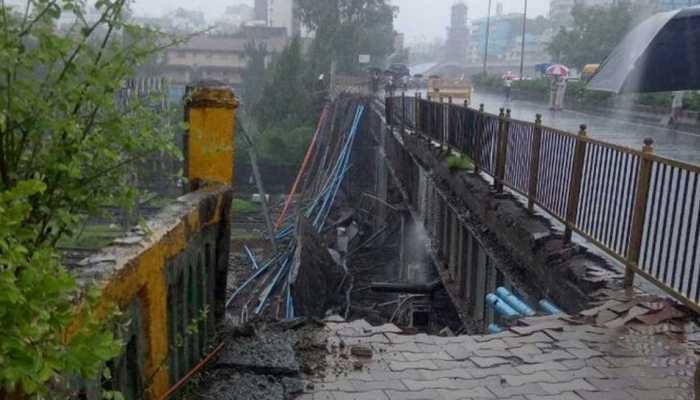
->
[445, 2, 469, 63]
[254, 0, 268, 22]
[472, 13, 523, 62]
[267, 0, 298, 37]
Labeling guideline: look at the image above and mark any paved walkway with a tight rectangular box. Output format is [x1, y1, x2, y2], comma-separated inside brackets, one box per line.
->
[300, 291, 699, 400]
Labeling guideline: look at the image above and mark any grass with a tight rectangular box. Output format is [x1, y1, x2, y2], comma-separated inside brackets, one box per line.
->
[447, 155, 474, 172]
[232, 198, 260, 213]
[58, 223, 124, 250]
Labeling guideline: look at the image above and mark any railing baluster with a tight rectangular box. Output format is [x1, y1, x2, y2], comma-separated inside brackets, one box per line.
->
[528, 114, 543, 213]
[401, 92, 406, 136]
[564, 125, 588, 243]
[494, 108, 509, 192]
[625, 138, 655, 288]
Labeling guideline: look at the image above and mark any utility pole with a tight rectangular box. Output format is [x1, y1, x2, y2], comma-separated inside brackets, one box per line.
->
[519, 0, 528, 79]
[483, 0, 493, 74]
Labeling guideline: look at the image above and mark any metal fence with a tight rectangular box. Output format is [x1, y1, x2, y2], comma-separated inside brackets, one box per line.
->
[386, 94, 700, 313]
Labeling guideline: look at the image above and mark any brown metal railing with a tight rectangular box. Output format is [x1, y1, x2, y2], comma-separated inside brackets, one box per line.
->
[386, 94, 700, 312]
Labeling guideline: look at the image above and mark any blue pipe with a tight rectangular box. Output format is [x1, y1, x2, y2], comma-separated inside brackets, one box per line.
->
[255, 251, 294, 314]
[539, 299, 562, 315]
[313, 106, 364, 230]
[488, 324, 504, 334]
[225, 254, 282, 307]
[486, 293, 521, 318]
[244, 245, 259, 270]
[496, 287, 535, 317]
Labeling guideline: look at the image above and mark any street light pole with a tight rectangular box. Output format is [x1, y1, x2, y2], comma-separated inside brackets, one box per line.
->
[519, 0, 528, 79]
[483, 0, 492, 74]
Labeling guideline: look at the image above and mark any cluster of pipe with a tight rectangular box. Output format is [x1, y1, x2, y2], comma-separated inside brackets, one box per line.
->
[226, 99, 367, 320]
[486, 287, 562, 334]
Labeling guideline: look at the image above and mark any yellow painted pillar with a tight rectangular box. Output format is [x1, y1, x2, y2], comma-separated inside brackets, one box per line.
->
[185, 82, 239, 191]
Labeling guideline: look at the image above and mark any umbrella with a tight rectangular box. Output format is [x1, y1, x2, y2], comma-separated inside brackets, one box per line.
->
[546, 64, 570, 77]
[502, 71, 516, 80]
[588, 6, 700, 93]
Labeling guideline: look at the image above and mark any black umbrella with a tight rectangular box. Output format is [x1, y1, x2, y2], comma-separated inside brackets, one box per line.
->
[588, 6, 700, 93]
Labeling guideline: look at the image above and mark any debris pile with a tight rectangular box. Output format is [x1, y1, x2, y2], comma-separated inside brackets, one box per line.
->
[225, 96, 371, 321]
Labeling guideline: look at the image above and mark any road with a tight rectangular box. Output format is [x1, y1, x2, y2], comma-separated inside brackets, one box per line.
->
[471, 90, 700, 165]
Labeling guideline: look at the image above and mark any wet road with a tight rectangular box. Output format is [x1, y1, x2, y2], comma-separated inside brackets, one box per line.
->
[471, 90, 700, 165]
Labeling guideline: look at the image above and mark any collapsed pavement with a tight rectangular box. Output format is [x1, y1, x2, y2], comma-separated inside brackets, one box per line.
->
[196, 94, 700, 399]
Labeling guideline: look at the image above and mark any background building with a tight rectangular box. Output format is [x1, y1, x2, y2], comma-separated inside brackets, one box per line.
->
[159, 26, 288, 100]
[445, 2, 470, 63]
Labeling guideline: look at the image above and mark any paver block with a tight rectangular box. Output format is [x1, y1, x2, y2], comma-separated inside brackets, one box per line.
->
[385, 389, 445, 399]
[548, 367, 604, 381]
[503, 332, 554, 346]
[566, 348, 603, 359]
[388, 360, 440, 371]
[516, 350, 575, 364]
[350, 380, 407, 392]
[403, 351, 453, 361]
[443, 343, 474, 360]
[509, 344, 543, 358]
[471, 356, 510, 368]
[515, 361, 567, 374]
[540, 379, 595, 394]
[437, 387, 495, 399]
[403, 377, 494, 391]
[331, 390, 390, 400]
[584, 377, 638, 391]
[576, 390, 634, 400]
[421, 368, 473, 380]
[625, 387, 691, 400]
[487, 382, 548, 398]
[502, 371, 557, 386]
[525, 393, 583, 400]
[467, 365, 520, 378]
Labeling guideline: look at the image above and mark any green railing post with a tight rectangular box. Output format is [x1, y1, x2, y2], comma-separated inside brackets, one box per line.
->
[625, 138, 655, 288]
[564, 124, 588, 243]
[494, 108, 509, 192]
[528, 114, 543, 213]
[474, 103, 485, 175]
[401, 91, 406, 136]
[415, 92, 421, 134]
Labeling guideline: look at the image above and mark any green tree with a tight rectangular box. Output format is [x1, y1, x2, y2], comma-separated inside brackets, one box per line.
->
[242, 41, 269, 113]
[0, 0, 179, 396]
[296, 0, 396, 75]
[547, 2, 638, 69]
[253, 37, 314, 131]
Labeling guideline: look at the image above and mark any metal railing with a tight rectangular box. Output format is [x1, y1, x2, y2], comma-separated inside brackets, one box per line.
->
[386, 93, 700, 313]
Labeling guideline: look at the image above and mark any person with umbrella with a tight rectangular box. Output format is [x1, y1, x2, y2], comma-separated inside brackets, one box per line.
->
[546, 64, 570, 111]
[502, 71, 515, 103]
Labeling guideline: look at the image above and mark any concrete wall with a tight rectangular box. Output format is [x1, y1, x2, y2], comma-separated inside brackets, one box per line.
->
[370, 98, 619, 333]
[68, 83, 238, 399]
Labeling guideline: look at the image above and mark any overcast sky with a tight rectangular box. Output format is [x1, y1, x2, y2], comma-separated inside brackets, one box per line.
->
[131, 0, 551, 43]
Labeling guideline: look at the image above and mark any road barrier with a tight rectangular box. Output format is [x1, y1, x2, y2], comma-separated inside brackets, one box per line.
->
[387, 94, 700, 313]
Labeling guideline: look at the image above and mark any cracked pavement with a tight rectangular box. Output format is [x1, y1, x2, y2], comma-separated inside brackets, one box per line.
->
[298, 295, 700, 400]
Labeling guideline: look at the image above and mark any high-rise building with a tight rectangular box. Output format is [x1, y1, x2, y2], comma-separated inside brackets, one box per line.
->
[445, 2, 469, 63]
[253, 0, 299, 37]
[254, 0, 268, 22]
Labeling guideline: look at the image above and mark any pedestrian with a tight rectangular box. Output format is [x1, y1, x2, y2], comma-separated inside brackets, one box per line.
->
[670, 91, 684, 126]
[549, 75, 567, 111]
[503, 72, 513, 103]
[555, 76, 567, 111]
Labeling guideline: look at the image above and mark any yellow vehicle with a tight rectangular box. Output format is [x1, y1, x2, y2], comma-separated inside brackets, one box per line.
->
[428, 78, 473, 104]
[581, 64, 600, 81]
